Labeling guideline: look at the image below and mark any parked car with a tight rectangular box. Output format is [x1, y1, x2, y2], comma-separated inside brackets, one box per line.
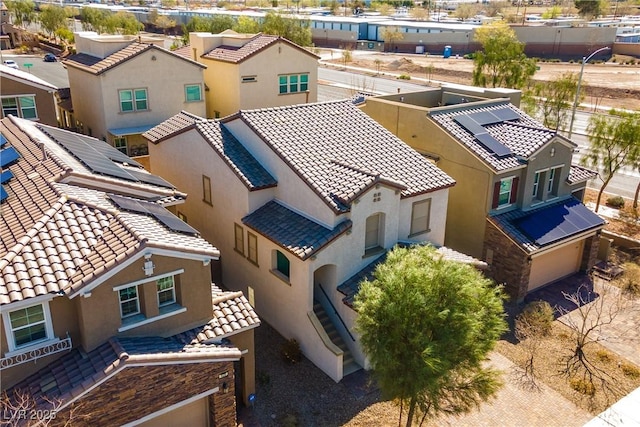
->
[43, 53, 57, 62]
[3, 60, 19, 69]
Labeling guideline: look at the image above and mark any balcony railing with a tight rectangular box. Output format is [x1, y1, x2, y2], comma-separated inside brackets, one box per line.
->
[0, 336, 72, 370]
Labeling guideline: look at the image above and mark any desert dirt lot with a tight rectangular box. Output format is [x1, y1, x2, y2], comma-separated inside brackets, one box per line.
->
[328, 51, 640, 111]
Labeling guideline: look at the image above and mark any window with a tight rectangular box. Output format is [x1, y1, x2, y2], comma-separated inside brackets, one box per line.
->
[234, 223, 244, 255]
[157, 276, 176, 307]
[185, 84, 202, 102]
[8, 304, 48, 348]
[547, 166, 562, 197]
[247, 232, 258, 265]
[119, 88, 148, 112]
[275, 250, 290, 278]
[241, 76, 257, 83]
[114, 136, 127, 155]
[278, 73, 309, 94]
[410, 198, 431, 236]
[202, 175, 212, 205]
[119, 286, 140, 318]
[1, 96, 37, 120]
[364, 213, 383, 254]
[532, 170, 545, 201]
[492, 177, 518, 209]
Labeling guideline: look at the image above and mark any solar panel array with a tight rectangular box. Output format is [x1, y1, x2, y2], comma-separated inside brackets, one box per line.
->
[36, 126, 175, 189]
[1, 140, 19, 203]
[109, 194, 199, 236]
[515, 199, 604, 246]
[453, 107, 519, 158]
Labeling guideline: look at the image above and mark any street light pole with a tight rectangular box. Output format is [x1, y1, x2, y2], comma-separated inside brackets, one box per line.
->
[567, 46, 611, 139]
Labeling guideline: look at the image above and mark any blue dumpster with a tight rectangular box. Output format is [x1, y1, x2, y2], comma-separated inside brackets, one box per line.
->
[443, 45, 452, 58]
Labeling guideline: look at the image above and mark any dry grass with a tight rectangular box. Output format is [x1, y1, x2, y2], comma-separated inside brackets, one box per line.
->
[584, 188, 640, 240]
[495, 321, 640, 414]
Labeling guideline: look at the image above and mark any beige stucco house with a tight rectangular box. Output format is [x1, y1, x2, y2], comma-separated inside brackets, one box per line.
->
[1, 64, 58, 126]
[361, 85, 605, 301]
[174, 30, 319, 118]
[63, 31, 206, 160]
[0, 116, 259, 425]
[143, 100, 488, 382]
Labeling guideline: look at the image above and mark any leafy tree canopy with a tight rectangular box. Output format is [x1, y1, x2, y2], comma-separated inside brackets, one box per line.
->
[472, 21, 537, 89]
[5, 0, 36, 28]
[355, 245, 507, 427]
[523, 72, 579, 132]
[575, 0, 605, 18]
[39, 5, 69, 39]
[260, 12, 312, 46]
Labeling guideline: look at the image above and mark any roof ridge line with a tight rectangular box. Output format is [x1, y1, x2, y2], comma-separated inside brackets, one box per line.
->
[212, 290, 244, 305]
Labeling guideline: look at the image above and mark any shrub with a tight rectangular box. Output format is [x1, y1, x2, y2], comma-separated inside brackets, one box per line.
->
[516, 300, 555, 337]
[606, 195, 625, 209]
[281, 338, 302, 364]
[397, 74, 411, 80]
[615, 262, 640, 296]
[570, 378, 596, 396]
[596, 349, 612, 363]
[621, 363, 640, 379]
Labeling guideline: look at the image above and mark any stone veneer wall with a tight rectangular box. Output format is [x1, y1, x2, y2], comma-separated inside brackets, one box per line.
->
[484, 219, 531, 302]
[580, 233, 600, 272]
[52, 361, 236, 427]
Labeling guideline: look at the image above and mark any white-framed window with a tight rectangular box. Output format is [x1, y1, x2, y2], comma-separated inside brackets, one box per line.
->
[119, 285, 140, 318]
[114, 136, 128, 155]
[247, 232, 258, 265]
[410, 198, 431, 236]
[157, 276, 176, 307]
[1, 96, 37, 120]
[532, 170, 545, 200]
[234, 223, 244, 255]
[547, 166, 562, 197]
[498, 178, 513, 207]
[278, 73, 309, 94]
[185, 84, 202, 102]
[3, 302, 54, 351]
[119, 88, 148, 112]
[274, 250, 290, 279]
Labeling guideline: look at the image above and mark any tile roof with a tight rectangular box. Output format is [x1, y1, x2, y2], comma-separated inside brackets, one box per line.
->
[233, 100, 456, 213]
[567, 164, 598, 184]
[200, 34, 312, 64]
[1, 118, 219, 305]
[63, 42, 205, 75]
[337, 244, 488, 308]
[1, 64, 58, 90]
[429, 101, 555, 172]
[489, 197, 605, 253]
[242, 200, 352, 260]
[6, 333, 241, 414]
[145, 113, 278, 191]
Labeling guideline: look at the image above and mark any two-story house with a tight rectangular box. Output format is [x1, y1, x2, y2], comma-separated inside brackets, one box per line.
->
[361, 86, 605, 301]
[140, 100, 491, 382]
[174, 30, 319, 118]
[1, 116, 259, 425]
[1, 64, 58, 126]
[63, 31, 207, 160]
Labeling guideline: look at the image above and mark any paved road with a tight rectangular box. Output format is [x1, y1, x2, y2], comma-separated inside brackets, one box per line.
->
[1, 53, 69, 88]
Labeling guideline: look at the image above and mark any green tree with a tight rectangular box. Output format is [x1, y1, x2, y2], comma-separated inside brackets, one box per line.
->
[39, 4, 69, 40]
[104, 12, 143, 35]
[80, 6, 111, 32]
[260, 12, 312, 46]
[581, 110, 640, 212]
[355, 245, 507, 427]
[541, 5, 562, 19]
[473, 21, 537, 89]
[233, 16, 260, 33]
[155, 15, 176, 35]
[380, 26, 404, 52]
[575, 0, 604, 18]
[523, 72, 579, 132]
[5, 0, 36, 28]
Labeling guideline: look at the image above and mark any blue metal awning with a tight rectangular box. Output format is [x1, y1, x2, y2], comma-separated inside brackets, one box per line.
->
[108, 124, 158, 137]
[515, 198, 605, 246]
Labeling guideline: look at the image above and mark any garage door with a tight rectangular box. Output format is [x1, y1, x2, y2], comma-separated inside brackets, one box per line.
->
[528, 240, 584, 291]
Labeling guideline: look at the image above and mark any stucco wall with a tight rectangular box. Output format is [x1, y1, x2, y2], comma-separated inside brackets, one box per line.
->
[67, 66, 106, 137]
[77, 256, 214, 351]
[0, 77, 58, 126]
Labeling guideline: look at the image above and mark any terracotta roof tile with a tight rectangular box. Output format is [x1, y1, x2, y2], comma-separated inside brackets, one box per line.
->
[242, 200, 352, 260]
[234, 100, 455, 213]
[430, 102, 555, 172]
[202, 34, 280, 63]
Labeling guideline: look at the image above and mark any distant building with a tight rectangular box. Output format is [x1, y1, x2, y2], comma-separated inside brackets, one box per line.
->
[1, 64, 58, 126]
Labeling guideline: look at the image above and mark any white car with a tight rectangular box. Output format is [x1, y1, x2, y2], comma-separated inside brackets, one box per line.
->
[3, 60, 19, 69]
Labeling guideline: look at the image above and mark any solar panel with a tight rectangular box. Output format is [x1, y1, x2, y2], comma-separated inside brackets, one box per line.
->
[127, 169, 175, 189]
[0, 186, 7, 202]
[492, 107, 521, 122]
[1, 169, 14, 184]
[515, 199, 604, 246]
[91, 142, 141, 167]
[109, 194, 198, 235]
[468, 111, 502, 126]
[1, 146, 20, 168]
[475, 133, 512, 157]
[0, 133, 7, 147]
[454, 115, 485, 135]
